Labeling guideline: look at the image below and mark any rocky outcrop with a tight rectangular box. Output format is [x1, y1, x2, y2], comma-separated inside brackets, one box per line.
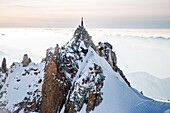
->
[41, 45, 71, 113]
[96, 42, 130, 86]
[1, 58, 7, 73]
[64, 63, 105, 113]
[96, 42, 117, 69]
[0, 58, 8, 91]
[22, 54, 31, 67]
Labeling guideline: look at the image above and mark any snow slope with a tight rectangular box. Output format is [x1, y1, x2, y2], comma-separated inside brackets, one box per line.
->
[76, 47, 170, 113]
[0, 62, 45, 112]
[127, 72, 170, 101]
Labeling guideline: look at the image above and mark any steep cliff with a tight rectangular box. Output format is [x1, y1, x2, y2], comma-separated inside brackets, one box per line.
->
[41, 44, 70, 113]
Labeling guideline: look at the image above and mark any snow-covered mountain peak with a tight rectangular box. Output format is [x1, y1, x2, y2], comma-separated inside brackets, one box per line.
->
[40, 23, 132, 113]
[0, 20, 170, 113]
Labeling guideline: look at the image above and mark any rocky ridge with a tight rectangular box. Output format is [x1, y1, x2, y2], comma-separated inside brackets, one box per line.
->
[41, 21, 131, 113]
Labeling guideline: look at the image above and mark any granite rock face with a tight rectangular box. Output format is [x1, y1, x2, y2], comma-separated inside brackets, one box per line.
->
[41, 45, 70, 113]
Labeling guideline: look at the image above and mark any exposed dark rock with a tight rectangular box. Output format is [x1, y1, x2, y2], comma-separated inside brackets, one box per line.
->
[38, 79, 42, 84]
[1, 58, 7, 73]
[13, 97, 37, 113]
[96, 42, 130, 87]
[64, 63, 105, 113]
[22, 54, 31, 67]
[41, 45, 70, 113]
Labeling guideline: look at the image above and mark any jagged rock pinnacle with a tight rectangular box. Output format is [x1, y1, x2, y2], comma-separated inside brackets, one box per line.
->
[22, 54, 31, 67]
[1, 58, 7, 73]
[81, 17, 84, 27]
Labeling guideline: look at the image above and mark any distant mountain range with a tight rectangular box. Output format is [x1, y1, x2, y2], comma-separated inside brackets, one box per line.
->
[127, 72, 170, 101]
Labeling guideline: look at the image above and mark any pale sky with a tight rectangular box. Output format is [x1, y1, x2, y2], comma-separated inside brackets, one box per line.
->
[0, 0, 170, 28]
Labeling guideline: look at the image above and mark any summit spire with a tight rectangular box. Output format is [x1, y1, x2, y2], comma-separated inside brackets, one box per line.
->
[81, 17, 84, 27]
